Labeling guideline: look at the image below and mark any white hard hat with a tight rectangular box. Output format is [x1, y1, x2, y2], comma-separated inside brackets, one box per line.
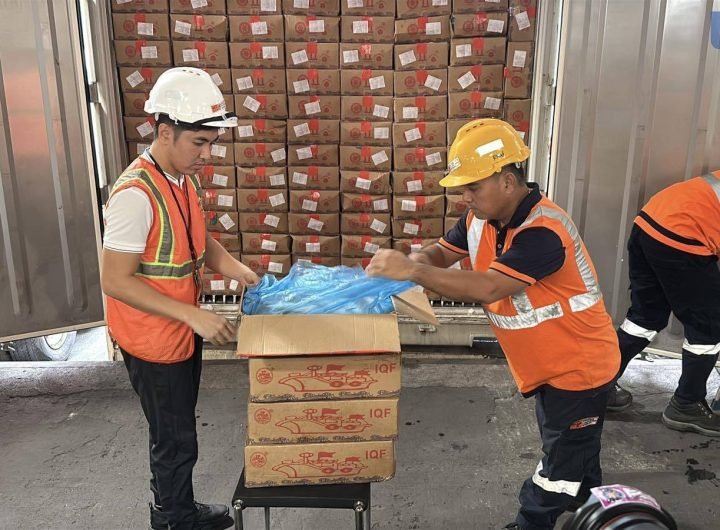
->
[144, 67, 237, 128]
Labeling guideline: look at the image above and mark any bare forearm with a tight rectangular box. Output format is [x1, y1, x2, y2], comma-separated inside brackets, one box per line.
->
[409, 263, 503, 303]
[205, 237, 244, 278]
[102, 275, 197, 324]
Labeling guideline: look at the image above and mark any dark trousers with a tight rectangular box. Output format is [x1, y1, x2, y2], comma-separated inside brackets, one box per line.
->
[122, 335, 203, 529]
[517, 385, 610, 530]
[617, 225, 720, 403]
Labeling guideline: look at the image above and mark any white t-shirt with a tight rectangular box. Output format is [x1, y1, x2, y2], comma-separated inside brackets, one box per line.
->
[103, 153, 185, 253]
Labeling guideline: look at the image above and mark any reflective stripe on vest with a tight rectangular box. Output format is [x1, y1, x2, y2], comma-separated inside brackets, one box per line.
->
[702, 173, 720, 201]
[467, 216, 486, 263]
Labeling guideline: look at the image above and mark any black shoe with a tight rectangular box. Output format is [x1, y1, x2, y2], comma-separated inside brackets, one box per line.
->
[662, 397, 720, 437]
[607, 383, 633, 412]
[150, 502, 234, 530]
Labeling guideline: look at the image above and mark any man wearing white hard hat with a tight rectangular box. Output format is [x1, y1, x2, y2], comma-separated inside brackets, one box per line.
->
[101, 67, 258, 530]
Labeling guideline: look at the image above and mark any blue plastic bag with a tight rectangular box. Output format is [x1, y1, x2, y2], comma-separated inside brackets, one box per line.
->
[242, 262, 415, 315]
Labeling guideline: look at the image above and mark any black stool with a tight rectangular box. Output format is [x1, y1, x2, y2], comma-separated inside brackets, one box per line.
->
[231, 469, 371, 530]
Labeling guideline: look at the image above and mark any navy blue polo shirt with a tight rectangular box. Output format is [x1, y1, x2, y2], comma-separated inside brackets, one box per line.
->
[439, 183, 566, 284]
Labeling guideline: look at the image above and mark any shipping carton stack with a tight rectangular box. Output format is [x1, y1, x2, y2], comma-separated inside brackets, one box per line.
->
[238, 290, 437, 487]
[337, 1, 395, 269]
[503, 0, 535, 143]
[284, 5, 342, 267]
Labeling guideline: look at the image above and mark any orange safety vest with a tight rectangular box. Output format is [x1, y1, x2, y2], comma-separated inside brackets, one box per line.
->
[467, 197, 619, 395]
[105, 156, 206, 363]
[634, 172, 720, 256]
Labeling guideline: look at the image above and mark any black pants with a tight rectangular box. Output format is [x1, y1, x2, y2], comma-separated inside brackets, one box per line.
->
[122, 335, 203, 530]
[516, 385, 610, 530]
[617, 225, 720, 403]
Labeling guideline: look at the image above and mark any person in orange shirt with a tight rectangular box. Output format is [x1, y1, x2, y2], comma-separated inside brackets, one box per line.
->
[101, 68, 259, 530]
[608, 175, 720, 436]
[367, 119, 620, 530]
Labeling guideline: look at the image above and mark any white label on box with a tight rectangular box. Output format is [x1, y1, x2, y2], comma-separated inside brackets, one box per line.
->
[302, 199, 318, 211]
[355, 177, 371, 190]
[296, 146, 313, 160]
[304, 100, 321, 114]
[308, 218, 325, 231]
[292, 49, 309, 65]
[405, 127, 422, 142]
[192, 0, 208, 7]
[183, 49, 199, 62]
[426, 152, 442, 166]
[458, 71, 476, 89]
[243, 96, 261, 113]
[269, 193, 285, 207]
[212, 174, 228, 187]
[373, 104, 390, 118]
[141, 46, 158, 59]
[456, 44, 472, 58]
[407, 179, 423, 192]
[236, 76, 254, 91]
[513, 50, 528, 68]
[136, 121, 153, 138]
[175, 20, 192, 36]
[261, 0, 277, 12]
[294, 122, 311, 137]
[136, 142, 150, 155]
[211, 144, 227, 158]
[343, 50, 359, 64]
[402, 199, 417, 211]
[269, 173, 285, 186]
[411, 243, 422, 252]
[403, 106, 419, 119]
[404, 222, 420, 235]
[374, 127, 389, 139]
[364, 242, 380, 254]
[476, 138, 504, 157]
[251, 21, 268, 35]
[294, 79, 310, 94]
[211, 280, 225, 291]
[370, 218, 387, 233]
[369, 76, 385, 90]
[268, 261, 283, 273]
[353, 21, 369, 34]
[306, 242, 321, 252]
[348, 0, 364, 7]
[425, 75, 442, 91]
[237, 125, 254, 138]
[218, 195, 234, 207]
[219, 214, 235, 231]
[294, 0, 310, 7]
[261, 239, 277, 251]
[264, 214, 280, 227]
[137, 22, 154, 36]
[373, 198, 388, 211]
[515, 11, 531, 31]
[211, 73, 223, 86]
[262, 46, 279, 59]
[126, 70, 145, 88]
[399, 50, 417, 66]
[431, 0, 448, 5]
[488, 19, 505, 33]
[271, 148, 286, 162]
[309, 20, 325, 33]
[293, 171, 308, 185]
[229, 279, 240, 291]
[484, 96, 502, 110]
[426, 22, 442, 35]
[371, 150, 388, 166]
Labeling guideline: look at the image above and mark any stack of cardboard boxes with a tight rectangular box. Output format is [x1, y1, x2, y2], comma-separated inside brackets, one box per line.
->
[238, 290, 436, 487]
[503, 0, 535, 142]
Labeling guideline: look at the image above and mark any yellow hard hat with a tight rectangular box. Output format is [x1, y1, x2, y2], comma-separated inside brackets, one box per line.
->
[440, 118, 530, 188]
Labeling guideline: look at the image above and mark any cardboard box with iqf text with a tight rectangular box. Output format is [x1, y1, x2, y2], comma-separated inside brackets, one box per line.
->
[288, 119, 341, 144]
[111, 0, 169, 12]
[395, 0, 450, 19]
[234, 119, 287, 143]
[281, 0, 340, 16]
[450, 37, 506, 66]
[393, 147, 446, 171]
[203, 273, 243, 296]
[391, 170, 445, 195]
[503, 98, 531, 139]
[114, 40, 173, 67]
[340, 121, 393, 147]
[394, 42, 449, 71]
[112, 13, 170, 40]
[392, 216, 444, 238]
[339, 43, 394, 69]
[227, 0, 282, 14]
[206, 211, 239, 234]
[239, 212, 290, 233]
[235, 142, 286, 167]
[446, 193, 469, 216]
[234, 94, 288, 119]
[173, 41, 230, 68]
[169, 0, 226, 14]
[232, 68, 287, 93]
[229, 15, 284, 41]
[237, 167, 287, 188]
[392, 122, 446, 147]
[243, 440, 395, 487]
[289, 166, 341, 189]
[504, 41, 534, 99]
[287, 69, 341, 95]
[242, 233, 292, 254]
[242, 254, 292, 276]
[286, 42, 340, 69]
[341, 212, 391, 235]
[170, 14, 229, 41]
[393, 96, 447, 122]
[448, 91, 503, 119]
[341, 193, 392, 213]
[392, 194, 445, 219]
[340, 146, 392, 171]
[284, 15, 341, 41]
[123, 116, 156, 142]
[287, 144, 340, 166]
[290, 235, 340, 256]
[209, 231, 242, 252]
[247, 398, 399, 444]
[452, 0, 507, 14]
[452, 12, 508, 37]
[289, 190, 341, 213]
[288, 213, 341, 234]
[340, 16, 394, 43]
[392, 237, 439, 254]
[341, 96, 394, 121]
[229, 42, 285, 67]
[202, 188, 237, 212]
[341, 0, 395, 16]
[199, 165, 237, 189]
[237, 189, 289, 212]
[341, 171, 391, 194]
[393, 69, 447, 96]
[342, 235, 391, 256]
[119, 67, 169, 92]
[508, 4, 536, 41]
[448, 64, 504, 92]
[394, 16, 450, 43]
[340, 70, 394, 96]
[288, 95, 341, 118]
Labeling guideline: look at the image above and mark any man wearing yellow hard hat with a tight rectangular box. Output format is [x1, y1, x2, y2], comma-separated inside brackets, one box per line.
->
[367, 119, 621, 530]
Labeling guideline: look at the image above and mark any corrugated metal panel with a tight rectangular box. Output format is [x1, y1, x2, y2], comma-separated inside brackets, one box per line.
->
[550, 0, 720, 336]
[0, 0, 104, 341]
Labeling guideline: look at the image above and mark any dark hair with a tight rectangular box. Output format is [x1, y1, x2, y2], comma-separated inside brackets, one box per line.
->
[153, 114, 219, 141]
[503, 163, 527, 184]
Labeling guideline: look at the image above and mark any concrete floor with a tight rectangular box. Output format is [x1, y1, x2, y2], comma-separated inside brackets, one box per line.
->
[1, 355, 718, 530]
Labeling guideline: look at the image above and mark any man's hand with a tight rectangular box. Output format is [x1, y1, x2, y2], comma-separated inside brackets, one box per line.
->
[367, 249, 416, 281]
[235, 263, 260, 287]
[185, 307, 236, 345]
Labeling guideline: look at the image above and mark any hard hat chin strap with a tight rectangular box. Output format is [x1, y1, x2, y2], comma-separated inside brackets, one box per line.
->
[154, 111, 238, 128]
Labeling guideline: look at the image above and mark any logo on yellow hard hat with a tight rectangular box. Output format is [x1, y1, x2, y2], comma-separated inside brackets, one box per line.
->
[440, 119, 530, 188]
